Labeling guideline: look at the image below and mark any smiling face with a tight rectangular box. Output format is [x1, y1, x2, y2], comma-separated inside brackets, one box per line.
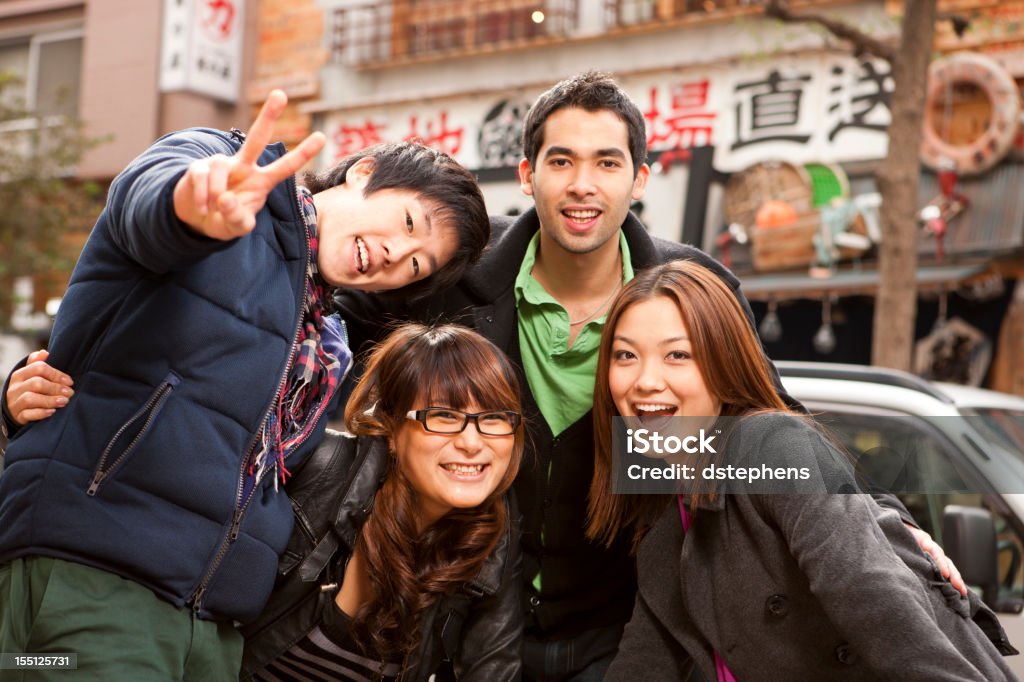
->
[313, 158, 459, 291]
[393, 401, 516, 527]
[519, 107, 649, 259]
[608, 296, 722, 424]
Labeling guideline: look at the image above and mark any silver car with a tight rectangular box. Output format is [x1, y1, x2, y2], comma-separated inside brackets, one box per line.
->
[779, 361, 1024, 676]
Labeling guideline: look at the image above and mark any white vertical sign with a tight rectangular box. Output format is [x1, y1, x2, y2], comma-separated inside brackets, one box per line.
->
[159, 0, 244, 102]
[159, 0, 192, 92]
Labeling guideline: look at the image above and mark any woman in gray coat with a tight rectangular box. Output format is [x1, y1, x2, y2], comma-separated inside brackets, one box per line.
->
[587, 260, 1016, 681]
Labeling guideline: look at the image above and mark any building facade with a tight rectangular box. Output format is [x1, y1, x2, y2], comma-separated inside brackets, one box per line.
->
[0, 0, 258, 373]
[252, 0, 1024, 392]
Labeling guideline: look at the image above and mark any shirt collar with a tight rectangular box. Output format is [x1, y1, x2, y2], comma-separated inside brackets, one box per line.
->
[514, 231, 634, 308]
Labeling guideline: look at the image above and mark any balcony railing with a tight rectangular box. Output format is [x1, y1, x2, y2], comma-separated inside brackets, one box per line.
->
[330, 0, 851, 66]
[331, 0, 579, 66]
[603, 0, 851, 29]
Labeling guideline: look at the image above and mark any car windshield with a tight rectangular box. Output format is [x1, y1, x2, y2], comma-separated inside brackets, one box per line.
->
[966, 409, 1024, 463]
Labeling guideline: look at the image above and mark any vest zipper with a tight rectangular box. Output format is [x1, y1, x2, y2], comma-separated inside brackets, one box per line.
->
[188, 179, 314, 615]
[87, 372, 180, 496]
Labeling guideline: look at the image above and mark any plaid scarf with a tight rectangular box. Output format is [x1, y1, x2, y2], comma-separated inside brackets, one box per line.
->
[249, 187, 352, 491]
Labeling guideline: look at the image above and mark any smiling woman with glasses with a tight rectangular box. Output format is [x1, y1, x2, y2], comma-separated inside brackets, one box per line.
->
[242, 323, 525, 681]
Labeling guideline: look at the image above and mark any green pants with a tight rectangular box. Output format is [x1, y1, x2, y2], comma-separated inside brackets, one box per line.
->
[0, 557, 243, 681]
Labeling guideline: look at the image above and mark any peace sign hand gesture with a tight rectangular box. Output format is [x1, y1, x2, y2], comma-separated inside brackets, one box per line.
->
[172, 90, 326, 240]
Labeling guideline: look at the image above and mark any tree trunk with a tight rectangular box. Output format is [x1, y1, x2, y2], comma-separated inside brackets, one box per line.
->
[871, 0, 938, 370]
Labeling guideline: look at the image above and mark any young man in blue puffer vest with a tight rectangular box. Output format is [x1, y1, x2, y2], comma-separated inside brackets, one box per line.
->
[0, 90, 489, 680]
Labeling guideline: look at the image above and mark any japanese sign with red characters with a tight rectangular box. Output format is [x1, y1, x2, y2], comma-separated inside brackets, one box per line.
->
[160, 0, 245, 102]
[320, 53, 893, 173]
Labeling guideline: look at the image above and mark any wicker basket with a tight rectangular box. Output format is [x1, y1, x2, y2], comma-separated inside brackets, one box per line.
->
[750, 210, 872, 273]
[750, 211, 820, 272]
[724, 161, 813, 228]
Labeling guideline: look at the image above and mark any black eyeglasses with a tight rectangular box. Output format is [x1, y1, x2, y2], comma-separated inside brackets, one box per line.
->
[406, 407, 521, 436]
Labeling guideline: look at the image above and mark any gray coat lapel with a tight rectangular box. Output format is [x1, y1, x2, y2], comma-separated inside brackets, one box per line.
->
[637, 505, 718, 676]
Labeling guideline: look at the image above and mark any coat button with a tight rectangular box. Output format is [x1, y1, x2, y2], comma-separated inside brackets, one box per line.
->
[765, 594, 788, 618]
[835, 643, 858, 665]
[529, 595, 541, 608]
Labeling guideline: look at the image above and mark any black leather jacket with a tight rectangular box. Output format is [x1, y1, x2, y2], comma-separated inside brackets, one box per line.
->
[240, 430, 523, 681]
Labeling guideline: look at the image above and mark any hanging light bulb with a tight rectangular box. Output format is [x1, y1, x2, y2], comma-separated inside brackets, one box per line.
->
[759, 299, 783, 343]
[813, 296, 836, 355]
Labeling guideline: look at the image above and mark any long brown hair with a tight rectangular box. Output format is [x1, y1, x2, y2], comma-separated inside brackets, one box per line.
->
[343, 323, 524, 664]
[587, 260, 788, 550]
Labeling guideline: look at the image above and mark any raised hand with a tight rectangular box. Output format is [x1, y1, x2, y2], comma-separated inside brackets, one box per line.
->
[6, 350, 73, 426]
[172, 90, 326, 240]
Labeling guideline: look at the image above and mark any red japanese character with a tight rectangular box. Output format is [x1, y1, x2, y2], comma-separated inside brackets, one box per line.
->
[201, 0, 236, 41]
[405, 112, 463, 157]
[332, 120, 387, 159]
[644, 80, 717, 152]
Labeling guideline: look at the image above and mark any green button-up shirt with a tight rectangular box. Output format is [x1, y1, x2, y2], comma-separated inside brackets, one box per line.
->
[514, 232, 634, 436]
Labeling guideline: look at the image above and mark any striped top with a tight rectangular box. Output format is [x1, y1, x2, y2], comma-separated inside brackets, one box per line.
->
[253, 606, 402, 682]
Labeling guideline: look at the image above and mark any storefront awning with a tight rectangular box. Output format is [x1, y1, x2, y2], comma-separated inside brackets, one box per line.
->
[739, 262, 992, 302]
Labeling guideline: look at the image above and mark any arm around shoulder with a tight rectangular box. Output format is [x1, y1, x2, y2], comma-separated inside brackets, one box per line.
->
[1, 355, 30, 441]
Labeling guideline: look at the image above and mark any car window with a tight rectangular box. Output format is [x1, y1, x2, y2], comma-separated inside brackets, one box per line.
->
[968, 409, 1024, 464]
[814, 409, 1024, 605]
[813, 413, 969, 500]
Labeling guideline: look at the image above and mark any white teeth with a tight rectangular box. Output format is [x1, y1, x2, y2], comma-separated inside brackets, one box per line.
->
[636, 404, 675, 412]
[355, 237, 368, 272]
[442, 463, 485, 474]
[564, 209, 599, 219]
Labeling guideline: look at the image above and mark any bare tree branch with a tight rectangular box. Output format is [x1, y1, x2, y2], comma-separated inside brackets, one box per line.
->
[764, 0, 897, 62]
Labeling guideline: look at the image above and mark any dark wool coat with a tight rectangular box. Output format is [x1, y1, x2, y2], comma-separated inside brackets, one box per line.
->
[606, 413, 1016, 682]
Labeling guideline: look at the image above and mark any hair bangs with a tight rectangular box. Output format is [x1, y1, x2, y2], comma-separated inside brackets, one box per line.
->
[419, 337, 519, 413]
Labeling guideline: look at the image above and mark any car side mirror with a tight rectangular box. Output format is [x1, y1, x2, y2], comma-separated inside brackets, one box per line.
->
[942, 501, 1024, 614]
[943, 505, 1024, 613]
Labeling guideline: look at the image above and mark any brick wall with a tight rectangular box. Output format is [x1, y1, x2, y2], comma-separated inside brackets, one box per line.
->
[249, 0, 325, 148]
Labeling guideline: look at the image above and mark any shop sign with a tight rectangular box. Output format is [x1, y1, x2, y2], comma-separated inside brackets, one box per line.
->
[321, 53, 894, 173]
[160, 0, 245, 102]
